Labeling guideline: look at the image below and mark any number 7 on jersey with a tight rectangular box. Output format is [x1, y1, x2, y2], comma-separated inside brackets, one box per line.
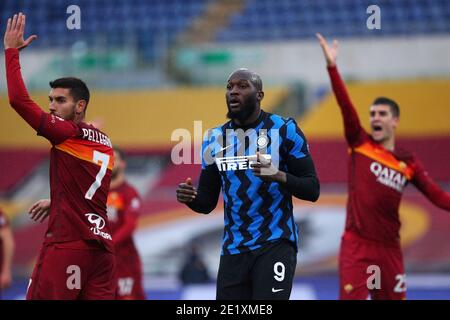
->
[85, 150, 110, 200]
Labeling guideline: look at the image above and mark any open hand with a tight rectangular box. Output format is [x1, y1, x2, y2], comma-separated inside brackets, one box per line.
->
[4, 12, 37, 51]
[29, 199, 51, 223]
[316, 33, 338, 67]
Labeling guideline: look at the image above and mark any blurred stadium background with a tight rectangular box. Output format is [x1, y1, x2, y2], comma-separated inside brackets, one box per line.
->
[1, 0, 450, 300]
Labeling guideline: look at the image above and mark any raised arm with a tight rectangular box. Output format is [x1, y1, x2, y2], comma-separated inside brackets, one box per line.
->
[4, 13, 41, 130]
[4, 13, 79, 145]
[411, 159, 450, 211]
[316, 33, 367, 147]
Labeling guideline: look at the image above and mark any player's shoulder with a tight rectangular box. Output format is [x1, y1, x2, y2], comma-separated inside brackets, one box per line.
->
[265, 111, 297, 129]
[75, 122, 113, 149]
[122, 182, 141, 209]
[78, 122, 110, 137]
[265, 112, 298, 132]
[393, 146, 416, 163]
[265, 112, 305, 141]
[123, 181, 139, 195]
[204, 122, 229, 140]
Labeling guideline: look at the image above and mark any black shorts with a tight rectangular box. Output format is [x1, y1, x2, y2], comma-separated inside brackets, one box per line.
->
[216, 240, 297, 300]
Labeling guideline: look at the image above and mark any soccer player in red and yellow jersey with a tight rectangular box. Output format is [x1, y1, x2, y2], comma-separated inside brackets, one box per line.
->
[30, 149, 146, 300]
[317, 33, 450, 300]
[5, 13, 116, 299]
[106, 149, 145, 300]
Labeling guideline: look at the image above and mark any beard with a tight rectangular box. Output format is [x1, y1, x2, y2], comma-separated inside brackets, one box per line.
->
[226, 95, 258, 122]
[67, 108, 77, 121]
[50, 105, 77, 121]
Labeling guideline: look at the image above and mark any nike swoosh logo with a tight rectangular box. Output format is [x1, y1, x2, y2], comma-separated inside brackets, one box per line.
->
[218, 144, 233, 152]
[272, 288, 284, 293]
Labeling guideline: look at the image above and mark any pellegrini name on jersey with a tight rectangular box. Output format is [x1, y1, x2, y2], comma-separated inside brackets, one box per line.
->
[81, 128, 113, 148]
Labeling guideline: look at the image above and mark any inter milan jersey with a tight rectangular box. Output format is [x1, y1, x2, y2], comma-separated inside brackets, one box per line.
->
[199, 110, 312, 255]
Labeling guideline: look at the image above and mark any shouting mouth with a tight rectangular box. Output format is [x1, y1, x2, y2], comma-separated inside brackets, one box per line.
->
[372, 124, 382, 132]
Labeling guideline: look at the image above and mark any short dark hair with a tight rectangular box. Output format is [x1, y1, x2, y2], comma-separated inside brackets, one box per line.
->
[49, 77, 90, 108]
[372, 97, 400, 118]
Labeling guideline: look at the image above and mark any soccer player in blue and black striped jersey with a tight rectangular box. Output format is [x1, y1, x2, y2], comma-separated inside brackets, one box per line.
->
[176, 68, 320, 300]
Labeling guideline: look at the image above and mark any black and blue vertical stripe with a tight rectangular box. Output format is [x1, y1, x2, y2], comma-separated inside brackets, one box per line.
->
[201, 111, 309, 255]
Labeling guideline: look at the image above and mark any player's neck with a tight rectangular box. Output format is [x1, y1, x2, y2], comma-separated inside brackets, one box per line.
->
[233, 108, 261, 127]
[110, 173, 125, 189]
[73, 114, 85, 124]
[381, 137, 395, 151]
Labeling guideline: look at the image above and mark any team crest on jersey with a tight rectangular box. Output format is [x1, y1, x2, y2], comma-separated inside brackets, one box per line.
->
[256, 130, 270, 149]
[85, 213, 112, 240]
[370, 161, 407, 192]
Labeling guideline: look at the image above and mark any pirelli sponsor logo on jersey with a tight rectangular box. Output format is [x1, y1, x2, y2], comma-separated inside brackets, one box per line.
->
[215, 154, 271, 172]
[202, 128, 280, 167]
